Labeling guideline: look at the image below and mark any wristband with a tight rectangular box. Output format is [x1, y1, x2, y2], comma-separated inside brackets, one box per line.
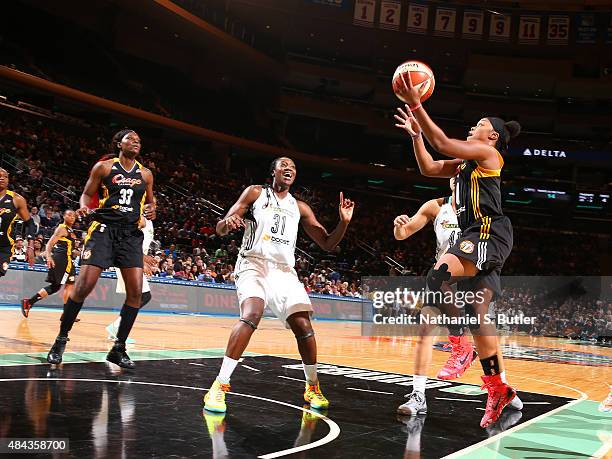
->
[409, 103, 422, 112]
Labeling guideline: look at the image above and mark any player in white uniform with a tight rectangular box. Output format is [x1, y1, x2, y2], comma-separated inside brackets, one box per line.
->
[394, 178, 522, 420]
[105, 217, 155, 344]
[204, 157, 355, 413]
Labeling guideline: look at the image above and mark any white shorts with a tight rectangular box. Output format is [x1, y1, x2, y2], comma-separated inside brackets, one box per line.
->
[115, 269, 150, 294]
[235, 256, 312, 328]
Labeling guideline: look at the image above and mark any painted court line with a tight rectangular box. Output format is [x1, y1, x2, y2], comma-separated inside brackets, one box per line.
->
[435, 397, 481, 403]
[278, 376, 306, 383]
[242, 365, 260, 372]
[522, 401, 550, 405]
[441, 377, 588, 459]
[0, 377, 340, 459]
[347, 387, 394, 395]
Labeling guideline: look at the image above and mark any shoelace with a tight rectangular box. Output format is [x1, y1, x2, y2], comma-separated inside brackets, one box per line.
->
[480, 382, 502, 412]
[404, 392, 424, 405]
[308, 384, 324, 398]
[443, 343, 464, 367]
[214, 384, 230, 402]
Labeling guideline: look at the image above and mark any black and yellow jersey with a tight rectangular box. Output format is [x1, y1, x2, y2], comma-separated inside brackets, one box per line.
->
[0, 190, 18, 248]
[95, 158, 146, 226]
[453, 151, 504, 234]
[51, 224, 76, 257]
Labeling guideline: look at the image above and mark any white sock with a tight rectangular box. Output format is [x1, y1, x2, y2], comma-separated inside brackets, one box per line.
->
[303, 363, 318, 384]
[412, 375, 427, 394]
[500, 371, 507, 384]
[217, 356, 239, 384]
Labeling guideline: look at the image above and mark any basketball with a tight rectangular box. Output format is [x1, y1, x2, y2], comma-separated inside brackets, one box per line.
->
[392, 60, 435, 104]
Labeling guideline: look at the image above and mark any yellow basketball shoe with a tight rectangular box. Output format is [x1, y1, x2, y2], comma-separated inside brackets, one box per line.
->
[304, 381, 329, 410]
[204, 379, 231, 413]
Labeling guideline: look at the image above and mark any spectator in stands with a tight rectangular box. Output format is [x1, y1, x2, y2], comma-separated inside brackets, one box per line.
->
[11, 237, 27, 262]
[30, 206, 41, 228]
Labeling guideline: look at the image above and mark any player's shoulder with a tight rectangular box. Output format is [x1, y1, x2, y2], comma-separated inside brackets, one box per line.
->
[136, 161, 151, 174]
[9, 190, 25, 204]
[244, 184, 264, 200]
[94, 159, 115, 174]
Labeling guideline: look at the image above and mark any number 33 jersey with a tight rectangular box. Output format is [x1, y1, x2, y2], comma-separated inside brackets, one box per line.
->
[96, 158, 146, 226]
[240, 186, 300, 267]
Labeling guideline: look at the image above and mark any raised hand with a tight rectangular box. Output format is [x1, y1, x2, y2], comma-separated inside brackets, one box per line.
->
[338, 192, 355, 223]
[394, 72, 421, 107]
[394, 105, 422, 138]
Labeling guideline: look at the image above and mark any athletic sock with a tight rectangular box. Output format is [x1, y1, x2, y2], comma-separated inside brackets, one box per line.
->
[412, 375, 427, 394]
[303, 363, 318, 385]
[217, 356, 239, 384]
[116, 304, 139, 344]
[29, 293, 43, 305]
[59, 298, 84, 337]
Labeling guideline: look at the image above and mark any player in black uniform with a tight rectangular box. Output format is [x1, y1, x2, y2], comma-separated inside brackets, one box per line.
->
[46, 129, 156, 368]
[0, 168, 36, 274]
[21, 210, 77, 317]
[395, 74, 520, 428]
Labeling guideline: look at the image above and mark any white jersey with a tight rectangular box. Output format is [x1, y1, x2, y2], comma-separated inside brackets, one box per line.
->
[142, 218, 154, 254]
[240, 186, 300, 267]
[433, 198, 461, 261]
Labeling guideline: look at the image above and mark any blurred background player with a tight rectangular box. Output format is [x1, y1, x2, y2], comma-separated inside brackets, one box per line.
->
[21, 210, 77, 317]
[105, 216, 156, 343]
[46, 129, 155, 369]
[393, 178, 522, 417]
[395, 73, 521, 428]
[0, 167, 36, 275]
[204, 157, 354, 413]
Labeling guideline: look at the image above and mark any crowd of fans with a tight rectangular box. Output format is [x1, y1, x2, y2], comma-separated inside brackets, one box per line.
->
[495, 286, 612, 340]
[1, 109, 610, 338]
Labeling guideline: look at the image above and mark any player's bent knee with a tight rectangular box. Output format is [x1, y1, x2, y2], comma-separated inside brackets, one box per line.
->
[426, 263, 451, 291]
[44, 284, 61, 295]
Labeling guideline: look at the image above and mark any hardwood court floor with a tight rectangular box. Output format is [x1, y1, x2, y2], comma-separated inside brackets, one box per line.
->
[1, 307, 610, 458]
[1, 307, 609, 401]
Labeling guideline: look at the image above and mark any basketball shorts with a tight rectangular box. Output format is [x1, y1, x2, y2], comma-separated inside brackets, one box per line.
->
[234, 256, 312, 328]
[116, 268, 150, 294]
[0, 246, 11, 277]
[46, 253, 75, 286]
[81, 221, 144, 270]
[447, 216, 513, 297]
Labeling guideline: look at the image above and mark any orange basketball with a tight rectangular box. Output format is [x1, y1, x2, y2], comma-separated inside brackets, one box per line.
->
[392, 60, 435, 104]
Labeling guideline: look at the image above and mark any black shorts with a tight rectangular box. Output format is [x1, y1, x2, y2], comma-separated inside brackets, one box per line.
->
[81, 221, 144, 270]
[447, 216, 513, 297]
[0, 246, 11, 277]
[46, 253, 75, 286]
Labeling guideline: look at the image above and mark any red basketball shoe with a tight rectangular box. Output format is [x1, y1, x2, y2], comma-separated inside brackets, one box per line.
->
[480, 374, 517, 428]
[437, 335, 478, 380]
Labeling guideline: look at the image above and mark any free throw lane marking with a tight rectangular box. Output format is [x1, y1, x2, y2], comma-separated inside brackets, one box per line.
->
[347, 387, 394, 395]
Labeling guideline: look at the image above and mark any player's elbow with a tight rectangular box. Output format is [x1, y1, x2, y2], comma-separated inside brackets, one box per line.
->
[418, 163, 441, 178]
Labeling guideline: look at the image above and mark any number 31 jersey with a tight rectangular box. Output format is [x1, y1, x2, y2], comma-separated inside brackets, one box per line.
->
[240, 186, 300, 267]
[96, 158, 146, 226]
